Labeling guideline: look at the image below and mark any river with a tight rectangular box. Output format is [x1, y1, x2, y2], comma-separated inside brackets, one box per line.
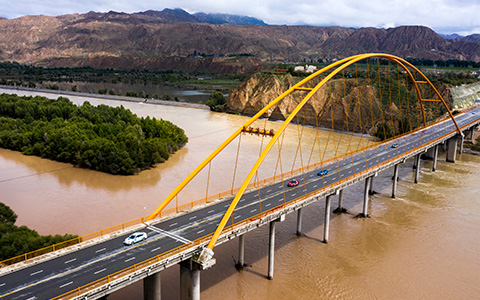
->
[1, 88, 479, 299]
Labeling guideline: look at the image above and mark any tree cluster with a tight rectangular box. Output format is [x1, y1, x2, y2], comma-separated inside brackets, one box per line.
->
[0, 94, 188, 175]
[205, 91, 227, 111]
[0, 203, 77, 261]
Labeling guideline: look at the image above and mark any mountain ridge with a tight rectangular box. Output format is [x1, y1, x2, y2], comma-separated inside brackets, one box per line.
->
[1, 9, 480, 74]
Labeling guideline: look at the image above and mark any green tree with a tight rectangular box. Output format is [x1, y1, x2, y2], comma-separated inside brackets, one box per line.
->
[374, 122, 394, 141]
[206, 92, 227, 112]
[0, 203, 17, 224]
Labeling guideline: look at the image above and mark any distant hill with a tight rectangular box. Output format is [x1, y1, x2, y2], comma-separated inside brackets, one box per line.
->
[459, 34, 480, 43]
[439, 33, 462, 40]
[1, 9, 480, 74]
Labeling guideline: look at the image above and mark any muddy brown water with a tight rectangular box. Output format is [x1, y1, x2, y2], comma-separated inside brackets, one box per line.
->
[1, 88, 479, 299]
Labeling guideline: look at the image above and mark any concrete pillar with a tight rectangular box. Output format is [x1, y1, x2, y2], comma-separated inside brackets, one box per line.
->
[323, 195, 332, 243]
[413, 153, 418, 169]
[333, 189, 347, 213]
[180, 260, 200, 300]
[267, 221, 276, 280]
[392, 164, 399, 198]
[266, 216, 285, 280]
[424, 147, 435, 159]
[236, 234, 245, 269]
[467, 127, 475, 141]
[362, 176, 372, 217]
[432, 145, 438, 172]
[459, 134, 464, 154]
[368, 176, 375, 195]
[414, 154, 420, 184]
[296, 208, 303, 236]
[446, 135, 458, 163]
[144, 272, 161, 300]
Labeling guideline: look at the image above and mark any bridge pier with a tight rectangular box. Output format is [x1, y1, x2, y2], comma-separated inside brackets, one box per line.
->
[323, 195, 332, 243]
[144, 272, 161, 300]
[333, 189, 347, 213]
[268, 216, 285, 280]
[180, 260, 201, 300]
[432, 145, 439, 172]
[236, 234, 245, 269]
[392, 164, 399, 198]
[467, 127, 475, 141]
[361, 176, 372, 217]
[296, 208, 303, 236]
[459, 134, 464, 154]
[446, 135, 459, 162]
[414, 154, 420, 184]
[368, 177, 375, 195]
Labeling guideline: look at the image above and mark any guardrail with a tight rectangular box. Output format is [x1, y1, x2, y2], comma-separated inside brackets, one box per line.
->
[1, 112, 476, 269]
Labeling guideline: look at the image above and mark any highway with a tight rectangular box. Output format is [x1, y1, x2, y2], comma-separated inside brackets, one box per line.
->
[1, 107, 479, 300]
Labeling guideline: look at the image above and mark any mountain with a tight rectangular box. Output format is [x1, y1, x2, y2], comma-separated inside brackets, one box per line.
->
[459, 34, 480, 43]
[439, 33, 462, 40]
[1, 10, 480, 74]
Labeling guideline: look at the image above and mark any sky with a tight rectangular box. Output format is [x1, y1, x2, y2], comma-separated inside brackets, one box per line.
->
[1, 0, 479, 36]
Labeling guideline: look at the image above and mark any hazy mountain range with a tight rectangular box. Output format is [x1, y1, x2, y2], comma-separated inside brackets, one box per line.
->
[1, 8, 480, 74]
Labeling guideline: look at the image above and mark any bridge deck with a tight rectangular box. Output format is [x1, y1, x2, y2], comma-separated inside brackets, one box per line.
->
[1, 107, 480, 300]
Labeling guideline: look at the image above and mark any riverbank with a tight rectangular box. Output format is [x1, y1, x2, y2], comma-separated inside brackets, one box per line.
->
[0, 85, 209, 110]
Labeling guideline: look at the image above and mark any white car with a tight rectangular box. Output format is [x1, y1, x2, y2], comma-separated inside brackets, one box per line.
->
[123, 232, 147, 245]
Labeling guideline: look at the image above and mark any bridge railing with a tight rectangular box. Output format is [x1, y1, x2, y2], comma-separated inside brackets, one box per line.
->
[0, 113, 465, 269]
[36, 121, 469, 299]
[49, 149, 411, 299]
[0, 216, 147, 267]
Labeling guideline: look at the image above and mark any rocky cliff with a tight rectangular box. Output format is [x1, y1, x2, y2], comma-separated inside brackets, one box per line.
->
[227, 72, 452, 134]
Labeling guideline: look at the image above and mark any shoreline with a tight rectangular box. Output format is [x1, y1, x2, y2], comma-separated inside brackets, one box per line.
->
[0, 85, 210, 110]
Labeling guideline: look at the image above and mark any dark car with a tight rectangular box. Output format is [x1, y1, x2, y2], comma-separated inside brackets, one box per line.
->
[287, 179, 299, 187]
[317, 169, 328, 176]
[391, 143, 398, 148]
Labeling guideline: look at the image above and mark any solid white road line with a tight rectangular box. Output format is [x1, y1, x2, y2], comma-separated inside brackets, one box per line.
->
[148, 226, 191, 244]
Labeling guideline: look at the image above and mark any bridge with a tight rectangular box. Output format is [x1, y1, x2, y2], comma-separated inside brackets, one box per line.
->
[1, 53, 480, 300]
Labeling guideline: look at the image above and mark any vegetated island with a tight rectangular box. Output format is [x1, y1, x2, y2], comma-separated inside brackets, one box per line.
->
[0, 202, 77, 262]
[0, 93, 188, 175]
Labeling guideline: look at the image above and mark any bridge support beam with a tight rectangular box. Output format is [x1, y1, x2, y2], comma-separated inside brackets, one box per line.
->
[267, 216, 285, 280]
[144, 272, 161, 300]
[368, 177, 375, 195]
[432, 145, 439, 172]
[414, 154, 420, 184]
[446, 135, 458, 163]
[459, 134, 464, 154]
[323, 195, 332, 243]
[467, 127, 475, 141]
[236, 234, 245, 269]
[180, 260, 201, 300]
[333, 189, 346, 213]
[392, 164, 399, 198]
[361, 176, 372, 218]
[296, 208, 303, 236]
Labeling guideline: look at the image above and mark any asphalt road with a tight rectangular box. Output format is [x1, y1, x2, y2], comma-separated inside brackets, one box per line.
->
[1, 108, 479, 300]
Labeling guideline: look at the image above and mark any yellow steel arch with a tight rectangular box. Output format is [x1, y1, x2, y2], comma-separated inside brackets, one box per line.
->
[147, 54, 462, 255]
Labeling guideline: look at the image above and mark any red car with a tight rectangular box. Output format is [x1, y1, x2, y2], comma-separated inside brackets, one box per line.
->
[287, 179, 299, 187]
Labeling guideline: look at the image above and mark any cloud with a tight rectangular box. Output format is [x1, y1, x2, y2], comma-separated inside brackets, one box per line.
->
[0, 0, 479, 35]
